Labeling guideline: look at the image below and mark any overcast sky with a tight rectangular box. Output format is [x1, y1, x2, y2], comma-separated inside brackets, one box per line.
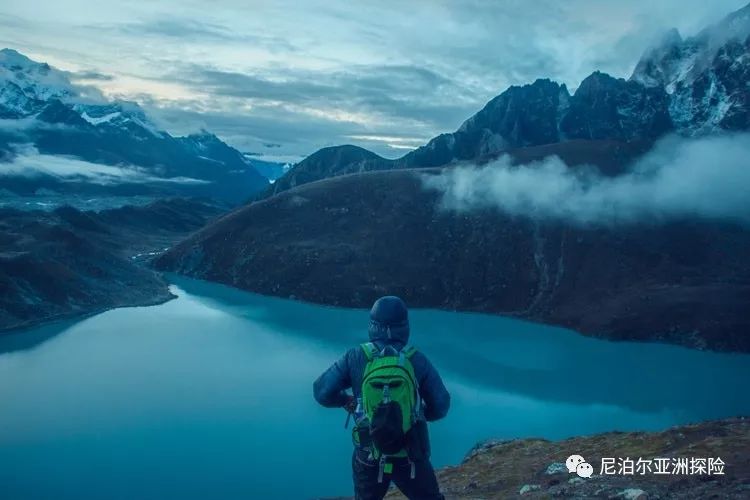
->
[1, 0, 747, 160]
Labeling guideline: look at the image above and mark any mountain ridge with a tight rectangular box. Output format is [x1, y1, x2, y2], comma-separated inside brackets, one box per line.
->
[263, 2, 750, 198]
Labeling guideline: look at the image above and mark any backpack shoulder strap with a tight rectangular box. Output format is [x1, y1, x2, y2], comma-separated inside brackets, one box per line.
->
[397, 344, 418, 368]
[361, 342, 379, 361]
[401, 344, 417, 359]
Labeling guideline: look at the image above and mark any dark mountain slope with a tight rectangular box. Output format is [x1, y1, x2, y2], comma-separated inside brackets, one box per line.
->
[262, 144, 389, 198]
[0, 198, 225, 332]
[155, 170, 750, 352]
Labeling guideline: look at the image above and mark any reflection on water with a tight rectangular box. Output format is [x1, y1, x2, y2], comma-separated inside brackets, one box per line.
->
[1, 275, 749, 499]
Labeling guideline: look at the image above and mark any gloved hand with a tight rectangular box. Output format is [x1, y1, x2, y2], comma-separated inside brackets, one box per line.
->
[343, 394, 356, 413]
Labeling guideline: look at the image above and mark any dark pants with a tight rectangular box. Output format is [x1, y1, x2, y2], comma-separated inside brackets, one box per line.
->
[352, 449, 444, 500]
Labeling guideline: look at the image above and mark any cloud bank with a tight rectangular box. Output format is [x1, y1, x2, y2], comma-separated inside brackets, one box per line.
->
[423, 134, 750, 226]
[0, 146, 206, 185]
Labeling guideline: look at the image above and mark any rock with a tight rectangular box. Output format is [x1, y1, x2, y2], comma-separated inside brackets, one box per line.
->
[463, 439, 516, 462]
[545, 462, 568, 475]
[618, 488, 648, 499]
[519, 484, 541, 495]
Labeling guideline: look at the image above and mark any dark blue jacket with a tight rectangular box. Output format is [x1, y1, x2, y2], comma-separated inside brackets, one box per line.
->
[313, 296, 450, 422]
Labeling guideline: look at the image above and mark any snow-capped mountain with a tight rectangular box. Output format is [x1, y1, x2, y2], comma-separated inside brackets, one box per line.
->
[0, 49, 268, 203]
[631, 3, 750, 132]
[73, 101, 168, 139]
[0, 48, 81, 114]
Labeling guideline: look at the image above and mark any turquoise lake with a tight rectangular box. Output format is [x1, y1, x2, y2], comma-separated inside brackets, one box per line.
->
[1, 275, 749, 499]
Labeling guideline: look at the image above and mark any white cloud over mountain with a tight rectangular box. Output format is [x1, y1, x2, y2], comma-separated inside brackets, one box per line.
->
[1, 146, 206, 185]
[424, 134, 750, 226]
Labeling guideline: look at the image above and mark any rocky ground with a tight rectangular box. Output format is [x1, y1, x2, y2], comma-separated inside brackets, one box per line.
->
[0, 198, 225, 332]
[378, 418, 750, 499]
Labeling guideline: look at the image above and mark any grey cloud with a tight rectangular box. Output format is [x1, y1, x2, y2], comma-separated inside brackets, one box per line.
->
[0, 14, 28, 28]
[142, 97, 382, 157]
[69, 70, 114, 81]
[176, 63, 478, 130]
[88, 17, 296, 52]
[116, 18, 237, 39]
[423, 134, 750, 226]
[381, 0, 749, 94]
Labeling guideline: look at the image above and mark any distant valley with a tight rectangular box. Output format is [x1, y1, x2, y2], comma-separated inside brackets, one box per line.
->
[0, 198, 225, 332]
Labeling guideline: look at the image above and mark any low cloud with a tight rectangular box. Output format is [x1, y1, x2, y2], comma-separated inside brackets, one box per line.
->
[423, 134, 750, 226]
[0, 117, 78, 134]
[69, 70, 114, 82]
[1, 146, 207, 185]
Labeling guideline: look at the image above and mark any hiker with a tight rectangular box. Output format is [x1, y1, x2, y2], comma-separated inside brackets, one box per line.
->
[313, 296, 450, 500]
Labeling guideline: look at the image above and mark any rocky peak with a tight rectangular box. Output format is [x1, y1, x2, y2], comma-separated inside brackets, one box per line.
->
[458, 78, 569, 148]
[630, 28, 690, 90]
[632, 4, 750, 91]
[186, 129, 221, 143]
[37, 99, 92, 127]
[697, 2, 750, 49]
[177, 130, 251, 167]
[630, 3, 750, 133]
[561, 71, 673, 141]
[397, 79, 569, 169]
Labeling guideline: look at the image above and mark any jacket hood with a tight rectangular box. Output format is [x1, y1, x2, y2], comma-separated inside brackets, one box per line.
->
[368, 295, 410, 346]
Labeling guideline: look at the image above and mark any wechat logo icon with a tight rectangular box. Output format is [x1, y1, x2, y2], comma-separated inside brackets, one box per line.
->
[566, 454, 594, 478]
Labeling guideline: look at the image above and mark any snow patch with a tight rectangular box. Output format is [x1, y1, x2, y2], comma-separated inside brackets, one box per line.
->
[80, 111, 121, 125]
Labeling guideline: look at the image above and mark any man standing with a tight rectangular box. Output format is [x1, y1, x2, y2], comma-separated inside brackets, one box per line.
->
[314, 296, 450, 500]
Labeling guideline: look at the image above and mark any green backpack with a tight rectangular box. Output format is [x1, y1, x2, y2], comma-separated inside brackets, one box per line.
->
[358, 342, 420, 467]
